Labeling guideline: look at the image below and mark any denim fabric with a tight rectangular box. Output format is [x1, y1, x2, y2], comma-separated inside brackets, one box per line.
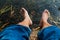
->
[38, 26, 60, 40]
[0, 25, 60, 40]
[0, 24, 31, 40]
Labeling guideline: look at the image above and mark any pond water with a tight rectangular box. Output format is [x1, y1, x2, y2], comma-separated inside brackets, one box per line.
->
[0, 0, 60, 28]
[30, 0, 60, 28]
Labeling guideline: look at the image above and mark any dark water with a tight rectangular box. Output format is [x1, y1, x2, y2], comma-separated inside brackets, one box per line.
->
[0, 0, 60, 28]
[29, 0, 60, 28]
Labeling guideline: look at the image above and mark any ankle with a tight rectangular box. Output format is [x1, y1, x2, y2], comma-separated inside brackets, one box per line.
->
[18, 18, 30, 28]
[18, 21, 29, 28]
[42, 22, 51, 29]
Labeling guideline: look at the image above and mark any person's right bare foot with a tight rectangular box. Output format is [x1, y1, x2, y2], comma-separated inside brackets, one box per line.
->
[42, 9, 50, 23]
[40, 9, 52, 29]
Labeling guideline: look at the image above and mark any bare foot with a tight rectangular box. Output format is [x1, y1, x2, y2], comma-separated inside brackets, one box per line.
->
[40, 9, 51, 29]
[42, 9, 50, 23]
[21, 8, 29, 18]
[18, 8, 32, 27]
[21, 8, 32, 25]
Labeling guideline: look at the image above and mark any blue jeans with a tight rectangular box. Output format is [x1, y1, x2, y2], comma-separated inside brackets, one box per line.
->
[0, 25, 60, 40]
[38, 26, 60, 40]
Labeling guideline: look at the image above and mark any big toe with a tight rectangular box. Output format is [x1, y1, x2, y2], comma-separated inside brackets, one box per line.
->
[43, 9, 50, 16]
[42, 9, 50, 22]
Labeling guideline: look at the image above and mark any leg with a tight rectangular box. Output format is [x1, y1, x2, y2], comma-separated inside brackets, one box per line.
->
[40, 9, 52, 29]
[18, 8, 32, 27]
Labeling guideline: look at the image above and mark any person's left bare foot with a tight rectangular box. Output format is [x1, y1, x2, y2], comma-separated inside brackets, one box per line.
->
[19, 8, 32, 27]
[21, 8, 32, 25]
